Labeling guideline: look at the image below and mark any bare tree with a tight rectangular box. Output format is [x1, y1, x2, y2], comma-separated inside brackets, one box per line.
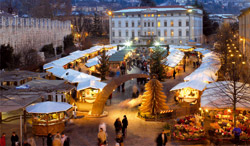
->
[202, 41, 250, 127]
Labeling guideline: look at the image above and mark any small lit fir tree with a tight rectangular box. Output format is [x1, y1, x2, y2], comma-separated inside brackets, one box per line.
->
[139, 77, 169, 115]
[96, 50, 110, 81]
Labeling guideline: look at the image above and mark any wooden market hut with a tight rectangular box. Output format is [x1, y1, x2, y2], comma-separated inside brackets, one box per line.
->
[170, 80, 208, 104]
[26, 101, 73, 136]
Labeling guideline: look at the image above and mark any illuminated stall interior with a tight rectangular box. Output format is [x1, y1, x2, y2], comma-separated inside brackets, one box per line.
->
[170, 80, 207, 104]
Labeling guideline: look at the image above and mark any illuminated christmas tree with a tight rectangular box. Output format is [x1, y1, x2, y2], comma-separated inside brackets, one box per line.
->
[139, 78, 168, 115]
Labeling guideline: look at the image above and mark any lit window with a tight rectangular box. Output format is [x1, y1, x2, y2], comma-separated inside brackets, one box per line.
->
[171, 21, 174, 27]
[158, 21, 161, 27]
[144, 14, 147, 17]
[180, 40, 182, 44]
[171, 30, 174, 37]
[148, 31, 151, 36]
[152, 31, 154, 35]
[158, 14, 161, 17]
[152, 14, 154, 17]
[164, 30, 167, 36]
[148, 14, 150, 17]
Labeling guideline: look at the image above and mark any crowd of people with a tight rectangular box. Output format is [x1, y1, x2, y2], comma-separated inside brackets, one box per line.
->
[97, 115, 128, 146]
[0, 131, 70, 146]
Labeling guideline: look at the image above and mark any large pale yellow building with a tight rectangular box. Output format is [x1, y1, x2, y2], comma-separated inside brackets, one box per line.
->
[0, 12, 71, 54]
[239, 8, 250, 64]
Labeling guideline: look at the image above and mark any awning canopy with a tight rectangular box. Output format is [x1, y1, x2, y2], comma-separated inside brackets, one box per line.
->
[0, 91, 42, 112]
[169, 45, 193, 51]
[184, 52, 221, 82]
[163, 49, 184, 67]
[170, 80, 208, 91]
[26, 101, 72, 114]
[47, 67, 67, 78]
[109, 47, 135, 62]
[77, 80, 107, 91]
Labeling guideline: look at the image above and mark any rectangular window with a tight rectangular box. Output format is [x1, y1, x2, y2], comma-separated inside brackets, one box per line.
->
[112, 22, 114, 27]
[152, 22, 154, 27]
[179, 13, 181, 16]
[179, 30, 182, 37]
[171, 21, 174, 27]
[119, 21, 121, 27]
[152, 31, 154, 35]
[158, 21, 161, 27]
[171, 13, 173, 16]
[119, 31, 121, 37]
[126, 31, 128, 37]
[164, 31, 167, 37]
[179, 21, 182, 27]
[138, 14, 141, 17]
[126, 22, 128, 27]
[138, 21, 141, 27]
[144, 22, 146, 27]
[132, 14, 134, 17]
[164, 22, 167, 27]
[132, 22, 134, 27]
[171, 30, 174, 37]
[132, 31, 135, 37]
[148, 22, 150, 27]
[186, 30, 189, 36]
[186, 21, 189, 26]
[144, 14, 147, 17]
[158, 14, 161, 17]
[158, 31, 161, 36]
[138, 31, 140, 36]
[112, 32, 115, 37]
[152, 14, 154, 17]
[148, 31, 151, 36]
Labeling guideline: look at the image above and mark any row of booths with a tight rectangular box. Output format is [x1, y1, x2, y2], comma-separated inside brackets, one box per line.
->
[168, 46, 221, 104]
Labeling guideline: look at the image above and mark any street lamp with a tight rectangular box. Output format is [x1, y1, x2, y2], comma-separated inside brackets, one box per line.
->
[107, 10, 113, 44]
[125, 40, 132, 47]
[154, 41, 160, 46]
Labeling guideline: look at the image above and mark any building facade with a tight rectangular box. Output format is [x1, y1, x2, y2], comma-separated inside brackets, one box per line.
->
[109, 6, 203, 45]
[0, 13, 71, 53]
[239, 8, 250, 64]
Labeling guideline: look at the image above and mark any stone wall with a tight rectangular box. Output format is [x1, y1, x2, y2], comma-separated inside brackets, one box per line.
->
[0, 16, 71, 53]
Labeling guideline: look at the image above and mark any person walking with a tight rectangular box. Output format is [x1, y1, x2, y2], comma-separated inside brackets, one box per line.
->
[114, 118, 122, 134]
[183, 63, 186, 72]
[52, 134, 61, 146]
[132, 84, 138, 98]
[98, 128, 107, 146]
[173, 70, 176, 80]
[61, 133, 70, 146]
[11, 132, 19, 146]
[47, 133, 53, 146]
[122, 115, 128, 137]
[156, 131, 167, 146]
[0, 133, 6, 146]
[233, 126, 242, 146]
[115, 133, 124, 146]
[27, 136, 36, 146]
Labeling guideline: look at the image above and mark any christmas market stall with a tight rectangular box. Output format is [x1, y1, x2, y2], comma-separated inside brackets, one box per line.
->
[200, 81, 250, 141]
[162, 48, 185, 78]
[170, 80, 208, 104]
[169, 45, 194, 52]
[26, 101, 73, 136]
[77, 80, 106, 103]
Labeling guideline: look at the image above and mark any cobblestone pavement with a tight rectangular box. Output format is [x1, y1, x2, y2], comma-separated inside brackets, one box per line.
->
[0, 59, 231, 146]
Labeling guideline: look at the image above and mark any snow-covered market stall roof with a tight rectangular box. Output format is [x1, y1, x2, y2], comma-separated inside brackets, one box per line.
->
[77, 80, 107, 91]
[170, 80, 208, 91]
[26, 101, 72, 114]
[169, 45, 194, 52]
[162, 48, 184, 68]
[184, 52, 221, 82]
[201, 81, 250, 110]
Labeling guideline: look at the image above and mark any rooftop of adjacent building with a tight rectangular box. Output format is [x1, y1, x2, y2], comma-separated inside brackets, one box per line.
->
[0, 70, 47, 82]
[239, 7, 250, 17]
[113, 5, 202, 13]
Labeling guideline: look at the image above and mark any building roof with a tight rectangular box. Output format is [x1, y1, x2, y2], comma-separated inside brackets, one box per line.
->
[0, 70, 47, 82]
[19, 79, 75, 92]
[114, 6, 201, 14]
[109, 47, 135, 62]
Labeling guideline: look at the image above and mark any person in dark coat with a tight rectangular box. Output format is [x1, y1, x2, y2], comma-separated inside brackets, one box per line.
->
[11, 132, 19, 146]
[114, 118, 122, 134]
[156, 131, 167, 146]
[173, 70, 176, 79]
[47, 133, 53, 146]
[122, 115, 128, 137]
[183, 63, 186, 72]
